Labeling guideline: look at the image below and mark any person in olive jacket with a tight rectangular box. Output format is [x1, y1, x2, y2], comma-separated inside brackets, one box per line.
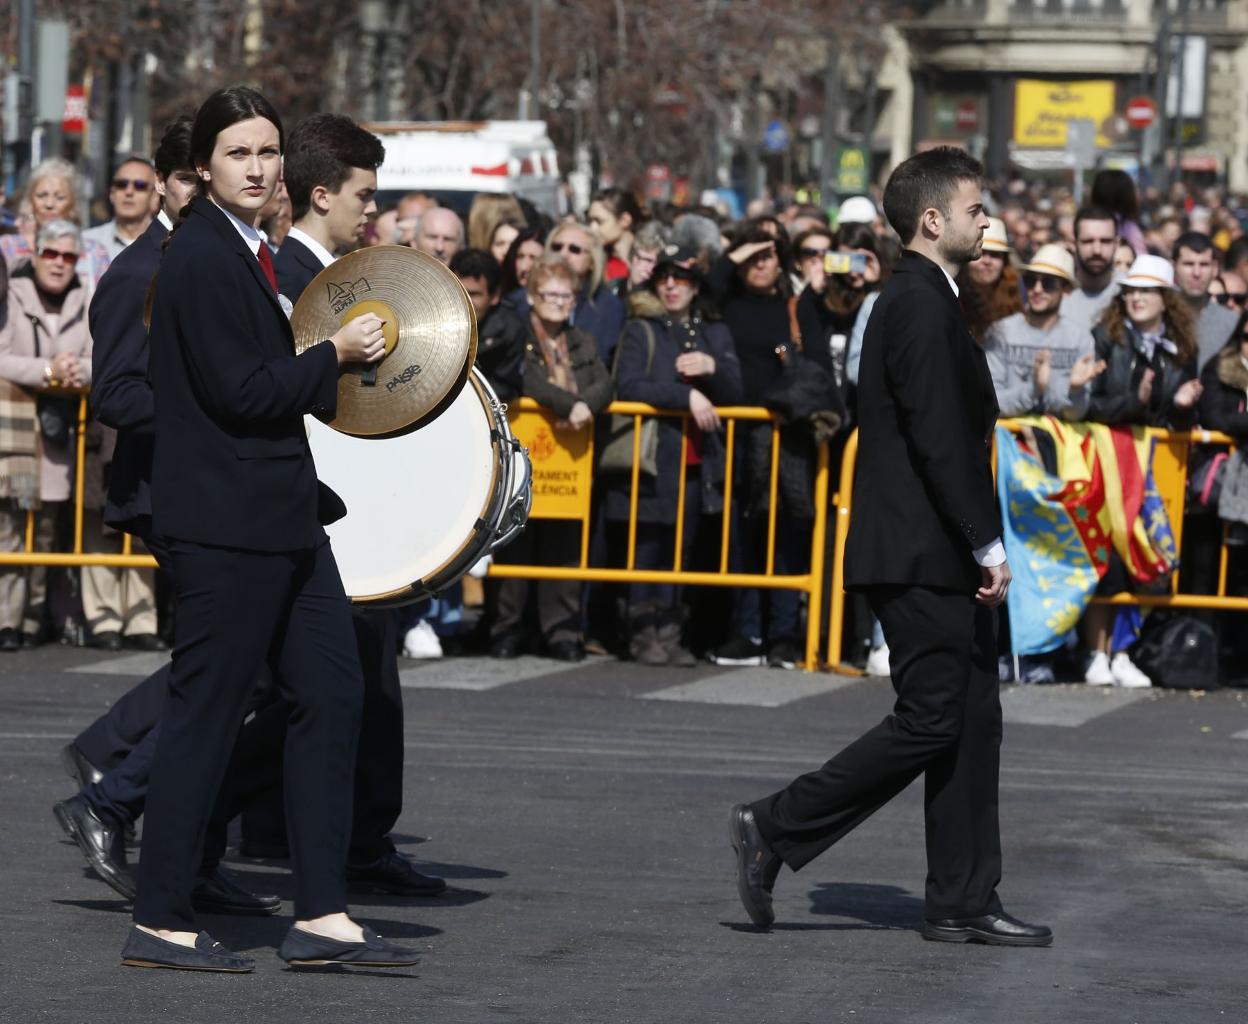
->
[490, 256, 612, 661]
[607, 245, 743, 666]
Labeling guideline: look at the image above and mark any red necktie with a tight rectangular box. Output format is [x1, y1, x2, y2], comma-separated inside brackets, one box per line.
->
[256, 243, 278, 293]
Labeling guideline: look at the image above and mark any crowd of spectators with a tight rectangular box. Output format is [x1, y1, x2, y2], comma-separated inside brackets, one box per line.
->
[3, 157, 1246, 683]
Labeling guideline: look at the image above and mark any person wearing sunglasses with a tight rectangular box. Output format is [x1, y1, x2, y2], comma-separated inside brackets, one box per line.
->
[0, 219, 94, 651]
[1172, 231, 1240, 373]
[1209, 271, 1248, 316]
[539, 221, 626, 364]
[982, 244, 1105, 419]
[82, 157, 157, 260]
[0, 158, 111, 294]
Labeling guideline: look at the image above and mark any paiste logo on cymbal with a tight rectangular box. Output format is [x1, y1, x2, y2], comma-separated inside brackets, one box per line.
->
[327, 276, 372, 315]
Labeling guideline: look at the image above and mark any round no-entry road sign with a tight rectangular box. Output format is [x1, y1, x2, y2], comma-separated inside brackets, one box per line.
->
[1126, 96, 1157, 130]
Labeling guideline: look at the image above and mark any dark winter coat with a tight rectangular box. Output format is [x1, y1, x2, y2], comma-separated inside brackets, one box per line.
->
[1087, 322, 1198, 429]
[1198, 345, 1248, 441]
[605, 291, 743, 524]
[520, 320, 613, 418]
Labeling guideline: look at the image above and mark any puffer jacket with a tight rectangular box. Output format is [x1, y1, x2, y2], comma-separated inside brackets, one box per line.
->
[605, 291, 743, 524]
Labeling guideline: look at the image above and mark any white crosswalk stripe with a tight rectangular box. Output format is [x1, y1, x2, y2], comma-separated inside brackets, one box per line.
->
[399, 654, 593, 691]
[67, 652, 169, 677]
[999, 684, 1152, 726]
[640, 668, 861, 707]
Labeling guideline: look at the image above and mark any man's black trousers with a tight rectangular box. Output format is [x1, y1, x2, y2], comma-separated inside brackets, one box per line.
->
[750, 585, 1003, 919]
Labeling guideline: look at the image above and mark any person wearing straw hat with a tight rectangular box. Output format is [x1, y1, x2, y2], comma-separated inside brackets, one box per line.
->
[958, 216, 1022, 343]
[1082, 253, 1202, 688]
[982, 243, 1106, 419]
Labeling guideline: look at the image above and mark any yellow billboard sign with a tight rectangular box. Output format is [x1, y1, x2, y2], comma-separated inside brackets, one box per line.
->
[508, 408, 593, 520]
[1014, 80, 1116, 148]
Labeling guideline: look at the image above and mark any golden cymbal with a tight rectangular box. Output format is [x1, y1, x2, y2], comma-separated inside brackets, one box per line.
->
[291, 245, 477, 437]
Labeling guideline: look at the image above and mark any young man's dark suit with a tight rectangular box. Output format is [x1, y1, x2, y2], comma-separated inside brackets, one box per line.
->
[749, 250, 1006, 921]
[74, 217, 170, 787]
[135, 197, 363, 930]
[262, 230, 431, 887]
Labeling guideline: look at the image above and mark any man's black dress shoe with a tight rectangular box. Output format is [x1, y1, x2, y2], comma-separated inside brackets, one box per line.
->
[53, 794, 136, 900]
[89, 630, 124, 651]
[278, 925, 419, 967]
[546, 640, 585, 662]
[60, 743, 104, 789]
[0, 627, 19, 652]
[729, 804, 782, 929]
[346, 850, 447, 896]
[191, 869, 281, 916]
[124, 633, 169, 651]
[121, 927, 254, 972]
[922, 910, 1053, 947]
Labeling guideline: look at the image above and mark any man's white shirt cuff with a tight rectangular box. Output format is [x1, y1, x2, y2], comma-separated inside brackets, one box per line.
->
[973, 538, 1006, 567]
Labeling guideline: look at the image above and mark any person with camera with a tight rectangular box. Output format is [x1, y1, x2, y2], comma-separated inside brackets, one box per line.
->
[0, 219, 92, 651]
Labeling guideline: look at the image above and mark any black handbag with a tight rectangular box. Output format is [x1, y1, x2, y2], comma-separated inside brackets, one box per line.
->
[27, 314, 76, 449]
[760, 298, 841, 442]
[1131, 612, 1218, 690]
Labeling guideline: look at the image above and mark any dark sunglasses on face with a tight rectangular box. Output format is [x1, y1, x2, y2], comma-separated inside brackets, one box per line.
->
[112, 177, 152, 192]
[39, 248, 78, 265]
[1022, 273, 1063, 294]
[1216, 292, 1247, 305]
[798, 246, 829, 260]
[551, 241, 586, 256]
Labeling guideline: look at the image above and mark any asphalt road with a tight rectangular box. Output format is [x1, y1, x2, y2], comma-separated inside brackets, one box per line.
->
[3, 644, 1246, 1023]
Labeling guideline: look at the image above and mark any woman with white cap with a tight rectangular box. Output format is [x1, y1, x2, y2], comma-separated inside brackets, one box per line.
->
[1082, 253, 1202, 688]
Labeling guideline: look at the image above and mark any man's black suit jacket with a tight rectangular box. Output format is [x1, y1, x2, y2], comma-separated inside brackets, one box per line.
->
[273, 233, 322, 304]
[844, 250, 1001, 593]
[148, 198, 341, 551]
[89, 217, 166, 532]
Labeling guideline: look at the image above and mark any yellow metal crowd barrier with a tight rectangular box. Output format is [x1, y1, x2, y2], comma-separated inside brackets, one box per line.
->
[0, 394, 155, 569]
[11, 399, 1239, 676]
[490, 398, 831, 670]
[824, 422, 1248, 675]
[0, 394, 834, 668]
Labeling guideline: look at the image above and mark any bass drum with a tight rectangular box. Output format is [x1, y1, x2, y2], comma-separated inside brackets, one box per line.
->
[307, 367, 531, 606]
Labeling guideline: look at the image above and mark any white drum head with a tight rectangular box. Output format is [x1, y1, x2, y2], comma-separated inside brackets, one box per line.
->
[307, 375, 498, 602]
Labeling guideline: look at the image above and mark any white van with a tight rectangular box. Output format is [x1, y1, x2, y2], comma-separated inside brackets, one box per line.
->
[367, 120, 563, 219]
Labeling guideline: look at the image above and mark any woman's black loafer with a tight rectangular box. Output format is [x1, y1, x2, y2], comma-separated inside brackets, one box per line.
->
[121, 927, 254, 972]
[278, 925, 420, 967]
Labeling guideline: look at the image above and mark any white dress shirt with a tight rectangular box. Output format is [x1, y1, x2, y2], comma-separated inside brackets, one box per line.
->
[284, 225, 335, 269]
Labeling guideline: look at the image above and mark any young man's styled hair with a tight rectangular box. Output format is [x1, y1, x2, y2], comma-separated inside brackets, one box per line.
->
[284, 114, 385, 221]
[1172, 231, 1215, 260]
[450, 248, 502, 294]
[153, 116, 195, 180]
[882, 147, 983, 245]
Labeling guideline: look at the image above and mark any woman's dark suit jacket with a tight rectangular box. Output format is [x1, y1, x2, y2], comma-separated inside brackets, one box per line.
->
[148, 197, 341, 551]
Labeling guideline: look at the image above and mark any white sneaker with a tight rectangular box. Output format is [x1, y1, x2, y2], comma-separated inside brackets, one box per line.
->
[1110, 651, 1152, 689]
[865, 643, 890, 677]
[403, 620, 443, 659]
[1084, 650, 1114, 686]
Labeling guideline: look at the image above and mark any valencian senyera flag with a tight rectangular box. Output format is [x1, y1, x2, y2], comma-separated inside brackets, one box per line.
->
[995, 418, 1178, 656]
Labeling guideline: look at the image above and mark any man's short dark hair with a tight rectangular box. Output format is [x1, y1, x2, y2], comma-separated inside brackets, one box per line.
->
[153, 116, 195, 179]
[1172, 231, 1214, 261]
[284, 114, 385, 221]
[882, 147, 983, 244]
[1074, 205, 1118, 239]
[450, 248, 501, 294]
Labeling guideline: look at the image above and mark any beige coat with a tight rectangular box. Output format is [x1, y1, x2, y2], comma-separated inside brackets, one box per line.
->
[0, 274, 104, 503]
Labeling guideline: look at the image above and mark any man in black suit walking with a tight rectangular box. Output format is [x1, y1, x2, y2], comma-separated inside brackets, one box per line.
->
[730, 148, 1051, 947]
